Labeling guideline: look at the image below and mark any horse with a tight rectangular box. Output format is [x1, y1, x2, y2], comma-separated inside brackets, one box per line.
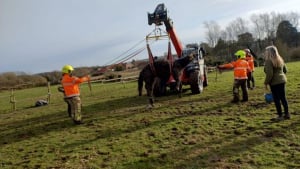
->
[138, 60, 171, 105]
[172, 53, 194, 96]
[138, 54, 194, 107]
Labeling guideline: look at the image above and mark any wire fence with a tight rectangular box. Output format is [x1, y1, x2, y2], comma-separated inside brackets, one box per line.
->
[91, 75, 138, 83]
[0, 68, 221, 113]
[0, 76, 139, 113]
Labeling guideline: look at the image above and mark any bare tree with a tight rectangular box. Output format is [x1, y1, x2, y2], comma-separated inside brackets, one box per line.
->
[220, 30, 228, 42]
[223, 17, 248, 41]
[250, 12, 299, 40]
[251, 14, 267, 40]
[203, 21, 221, 47]
[203, 11, 299, 51]
[225, 25, 236, 42]
[232, 17, 249, 36]
[269, 12, 283, 39]
[261, 14, 272, 38]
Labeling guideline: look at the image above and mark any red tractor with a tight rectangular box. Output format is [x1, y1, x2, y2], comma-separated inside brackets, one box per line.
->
[147, 3, 208, 94]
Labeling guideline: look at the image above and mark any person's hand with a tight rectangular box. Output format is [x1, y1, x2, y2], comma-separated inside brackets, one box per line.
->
[216, 66, 223, 74]
[57, 86, 65, 93]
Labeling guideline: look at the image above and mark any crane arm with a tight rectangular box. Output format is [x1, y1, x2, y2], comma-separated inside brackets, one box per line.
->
[148, 3, 183, 57]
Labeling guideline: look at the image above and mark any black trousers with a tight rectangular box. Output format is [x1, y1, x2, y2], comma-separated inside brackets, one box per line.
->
[270, 83, 289, 116]
[247, 72, 255, 88]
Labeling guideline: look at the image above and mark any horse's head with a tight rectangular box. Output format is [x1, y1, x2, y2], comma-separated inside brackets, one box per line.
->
[200, 47, 208, 57]
[188, 52, 195, 61]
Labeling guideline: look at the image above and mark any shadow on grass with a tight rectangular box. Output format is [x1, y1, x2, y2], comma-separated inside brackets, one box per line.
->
[62, 115, 182, 150]
[0, 95, 154, 145]
[61, 101, 234, 150]
[121, 120, 300, 169]
[0, 107, 76, 145]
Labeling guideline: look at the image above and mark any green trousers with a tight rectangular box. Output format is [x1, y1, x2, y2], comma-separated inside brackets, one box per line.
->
[64, 96, 82, 123]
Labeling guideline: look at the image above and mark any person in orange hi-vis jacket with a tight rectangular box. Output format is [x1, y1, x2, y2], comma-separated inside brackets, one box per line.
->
[218, 50, 251, 103]
[245, 49, 255, 89]
[61, 65, 90, 124]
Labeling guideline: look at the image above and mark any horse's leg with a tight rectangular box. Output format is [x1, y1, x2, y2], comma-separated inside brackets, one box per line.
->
[144, 78, 153, 107]
[148, 77, 160, 107]
[178, 80, 182, 98]
[172, 70, 178, 91]
[173, 68, 184, 98]
[160, 78, 167, 96]
[138, 72, 144, 96]
[172, 69, 180, 92]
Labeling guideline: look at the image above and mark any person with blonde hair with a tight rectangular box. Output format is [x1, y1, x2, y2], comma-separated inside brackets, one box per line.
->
[264, 45, 290, 121]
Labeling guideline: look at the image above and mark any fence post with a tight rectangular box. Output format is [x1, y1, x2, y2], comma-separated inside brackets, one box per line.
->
[47, 82, 51, 104]
[121, 77, 126, 88]
[10, 88, 16, 111]
[215, 67, 218, 82]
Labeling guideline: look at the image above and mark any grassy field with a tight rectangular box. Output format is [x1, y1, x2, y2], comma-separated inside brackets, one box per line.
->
[1, 62, 300, 169]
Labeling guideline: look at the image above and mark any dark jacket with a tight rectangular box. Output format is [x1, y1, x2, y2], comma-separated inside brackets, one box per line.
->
[264, 59, 287, 86]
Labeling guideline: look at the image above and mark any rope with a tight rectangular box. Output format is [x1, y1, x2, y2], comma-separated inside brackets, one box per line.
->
[116, 46, 146, 64]
[104, 38, 146, 66]
[109, 39, 157, 65]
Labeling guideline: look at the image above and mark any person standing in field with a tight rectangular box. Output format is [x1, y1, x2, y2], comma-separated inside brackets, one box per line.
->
[264, 45, 290, 121]
[61, 65, 90, 124]
[218, 50, 250, 103]
[245, 49, 255, 89]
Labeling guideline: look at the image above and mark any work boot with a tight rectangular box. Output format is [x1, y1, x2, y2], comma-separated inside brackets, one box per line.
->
[241, 99, 248, 102]
[241, 96, 248, 102]
[231, 94, 239, 103]
[231, 99, 239, 103]
[284, 113, 290, 120]
[74, 120, 83, 125]
[271, 116, 284, 122]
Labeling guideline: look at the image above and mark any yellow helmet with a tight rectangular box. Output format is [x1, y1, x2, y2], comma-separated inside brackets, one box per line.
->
[235, 50, 246, 59]
[61, 65, 74, 74]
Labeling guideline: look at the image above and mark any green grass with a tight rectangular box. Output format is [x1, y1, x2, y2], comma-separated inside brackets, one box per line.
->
[1, 62, 300, 169]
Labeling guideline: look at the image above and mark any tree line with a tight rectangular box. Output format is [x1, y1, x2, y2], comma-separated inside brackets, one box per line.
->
[0, 67, 95, 91]
[202, 11, 300, 66]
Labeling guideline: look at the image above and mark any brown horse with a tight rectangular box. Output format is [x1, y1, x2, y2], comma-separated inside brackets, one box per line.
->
[138, 54, 194, 106]
[172, 54, 194, 96]
[138, 60, 171, 105]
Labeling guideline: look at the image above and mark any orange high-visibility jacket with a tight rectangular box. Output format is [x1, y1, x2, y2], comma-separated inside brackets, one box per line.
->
[61, 74, 89, 98]
[219, 59, 250, 79]
[246, 56, 255, 72]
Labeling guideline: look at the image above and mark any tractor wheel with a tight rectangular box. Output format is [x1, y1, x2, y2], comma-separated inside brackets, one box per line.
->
[189, 71, 203, 94]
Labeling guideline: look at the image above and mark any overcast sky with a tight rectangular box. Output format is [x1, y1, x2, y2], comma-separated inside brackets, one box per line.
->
[1, 0, 299, 74]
